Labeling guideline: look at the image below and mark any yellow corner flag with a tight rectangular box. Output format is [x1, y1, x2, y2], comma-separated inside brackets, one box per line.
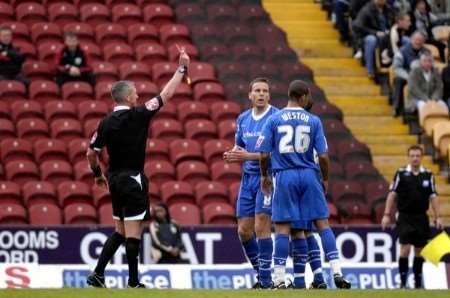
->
[421, 231, 450, 266]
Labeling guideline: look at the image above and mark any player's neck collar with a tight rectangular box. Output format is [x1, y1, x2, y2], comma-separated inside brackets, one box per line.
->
[406, 164, 425, 173]
[284, 106, 305, 110]
[252, 105, 271, 121]
[114, 105, 131, 111]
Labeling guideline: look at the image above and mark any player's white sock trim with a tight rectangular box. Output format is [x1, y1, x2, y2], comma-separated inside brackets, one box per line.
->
[273, 265, 286, 284]
[313, 268, 322, 274]
[330, 260, 342, 275]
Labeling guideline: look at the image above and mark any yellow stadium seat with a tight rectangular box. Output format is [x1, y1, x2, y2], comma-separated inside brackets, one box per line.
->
[418, 101, 449, 135]
[432, 121, 450, 158]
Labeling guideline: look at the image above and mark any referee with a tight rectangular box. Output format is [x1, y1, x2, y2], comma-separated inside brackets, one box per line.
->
[85, 49, 190, 288]
[381, 145, 442, 289]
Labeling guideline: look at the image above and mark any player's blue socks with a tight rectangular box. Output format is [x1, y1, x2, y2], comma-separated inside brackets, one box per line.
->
[241, 235, 259, 275]
[319, 228, 342, 275]
[273, 234, 289, 284]
[257, 238, 273, 288]
[291, 238, 307, 288]
[307, 235, 325, 283]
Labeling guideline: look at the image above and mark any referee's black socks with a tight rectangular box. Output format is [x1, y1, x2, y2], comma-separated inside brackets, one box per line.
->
[413, 257, 424, 288]
[399, 257, 408, 287]
[95, 232, 126, 276]
[126, 237, 141, 287]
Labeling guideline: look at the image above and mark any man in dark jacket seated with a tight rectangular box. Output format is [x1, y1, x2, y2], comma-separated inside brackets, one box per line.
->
[55, 32, 96, 87]
[0, 26, 29, 86]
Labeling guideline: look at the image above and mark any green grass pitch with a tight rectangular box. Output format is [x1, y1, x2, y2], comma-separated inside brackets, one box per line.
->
[0, 289, 449, 298]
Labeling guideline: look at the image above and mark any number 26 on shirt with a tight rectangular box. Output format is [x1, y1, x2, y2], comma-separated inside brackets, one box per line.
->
[278, 125, 310, 154]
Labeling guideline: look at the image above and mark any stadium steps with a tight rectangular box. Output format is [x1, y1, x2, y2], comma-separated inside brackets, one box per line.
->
[263, 0, 450, 223]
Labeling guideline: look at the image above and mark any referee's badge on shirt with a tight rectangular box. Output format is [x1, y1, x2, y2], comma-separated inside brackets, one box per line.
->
[422, 180, 430, 188]
[75, 57, 82, 65]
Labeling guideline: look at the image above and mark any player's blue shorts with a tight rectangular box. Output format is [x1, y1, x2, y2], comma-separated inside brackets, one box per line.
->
[291, 220, 314, 230]
[236, 173, 272, 218]
[272, 168, 329, 223]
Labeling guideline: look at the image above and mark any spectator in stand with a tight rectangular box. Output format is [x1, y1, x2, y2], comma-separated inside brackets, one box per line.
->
[353, 0, 395, 79]
[149, 203, 185, 264]
[334, 0, 352, 44]
[389, 12, 412, 57]
[392, 30, 426, 116]
[55, 32, 96, 87]
[407, 50, 444, 113]
[411, 0, 446, 61]
[441, 53, 450, 104]
[0, 26, 29, 86]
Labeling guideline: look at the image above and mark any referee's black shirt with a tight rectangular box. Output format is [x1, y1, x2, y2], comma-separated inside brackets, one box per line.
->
[89, 96, 163, 173]
[390, 165, 437, 214]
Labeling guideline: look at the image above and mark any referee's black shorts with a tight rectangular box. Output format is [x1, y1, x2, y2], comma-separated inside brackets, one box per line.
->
[108, 170, 150, 221]
[396, 213, 430, 247]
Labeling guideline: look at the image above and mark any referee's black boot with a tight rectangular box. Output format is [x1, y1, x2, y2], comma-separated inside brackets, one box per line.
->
[128, 282, 146, 288]
[86, 272, 106, 288]
[334, 274, 351, 289]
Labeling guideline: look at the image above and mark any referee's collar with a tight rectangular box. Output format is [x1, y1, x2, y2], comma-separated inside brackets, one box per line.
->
[114, 105, 131, 112]
[406, 164, 425, 173]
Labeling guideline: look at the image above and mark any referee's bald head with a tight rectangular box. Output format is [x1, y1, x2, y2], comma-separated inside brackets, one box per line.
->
[111, 80, 135, 104]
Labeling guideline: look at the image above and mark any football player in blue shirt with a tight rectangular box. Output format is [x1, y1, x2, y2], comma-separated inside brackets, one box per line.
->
[223, 78, 278, 289]
[256, 80, 351, 289]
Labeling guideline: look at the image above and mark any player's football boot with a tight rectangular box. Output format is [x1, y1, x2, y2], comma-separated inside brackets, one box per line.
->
[271, 281, 287, 290]
[334, 274, 351, 289]
[252, 280, 262, 289]
[86, 272, 106, 288]
[309, 281, 327, 289]
[127, 282, 146, 288]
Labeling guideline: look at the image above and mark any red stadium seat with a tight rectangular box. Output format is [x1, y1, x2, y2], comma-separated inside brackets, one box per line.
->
[338, 201, 373, 224]
[11, 100, 44, 122]
[150, 119, 184, 142]
[160, 181, 195, 206]
[330, 180, 365, 203]
[29, 203, 62, 225]
[223, 25, 255, 46]
[206, 4, 237, 25]
[80, 4, 110, 27]
[5, 160, 40, 186]
[0, 119, 16, 140]
[255, 24, 286, 47]
[280, 62, 313, 82]
[119, 62, 151, 82]
[74, 160, 94, 185]
[62, 82, 94, 104]
[195, 181, 229, 207]
[34, 138, 67, 163]
[210, 161, 241, 187]
[22, 181, 57, 207]
[106, 0, 136, 5]
[172, 83, 193, 104]
[217, 120, 236, 142]
[135, 81, 159, 103]
[29, 80, 60, 103]
[149, 181, 160, 201]
[146, 139, 169, 162]
[178, 102, 209, 122]
[14, 40, 37, 60]
[103, 43, 134, 64]
[16, 118, 50, 141]
[189, 62, 216, 84]
[239, 4, 270, 25]
[176, 160, 210, 187]
[31, 22, 62, 45]
[3, 22, 29, 43]
[0, 101, 9, 119]
[264, 44, 297, 63]
[78, 100, 108, 122]
[229, 182, 240, 207]
[0, 80, 27, 102]
[323, 120, 351, 142]
[80, 41, 102, 61]
[217, 62, 248, 83]
[112, 4, 142, 27]
[328, 202, 340, 224]
[63, 23, 95, 43]
[23, 61, 53, 81]
[0, 182, 21, 205]
[40, 160, 73, 186]
[143, 4, 174, 29]
[159, 24, 191, 47]
[144, 161, 176, 185]
[232, 44, 264, 63]
[83, 119, 100, 138]
[151, 62, 178, 87]
[127, 23, 159, 47]
[203, 202, 236, 225]
[99, 204, 113, 225]
[0, 203, 27, 225]
[337, 139, 371, 163]
[330, 161, 345, 181]
[74, 0, 104, 6]
[364, 180, 390, 205]
[0, 3, 14, 23]
[152, 101, 176, 120]
[68, 139, 90, 164]
[64, 203, 97, 224]
[92, 61, 119, 83]
[175, 3, 206, 25]
[0, 139, 33, 163]
[184, 119, 217, 144]
[48, 3, 78, 27]
[169, 202, 201, 225]
[95, 23, 127, 47]
[193, 82, 226, 104]
[248, 63, 278, 79]
[50, 119, 83, 141]
[169, 139, 203, 165]
[203, 139, 232, 165]
[16, 3, 47, 26]
[92, 185, 111, 207]
[38, 41, 63, 65]
[95, 82, 114, 101]
[44, 101, 77, 122]
[58, 181, 92, 207]
[344, 161, 380, 182]
[210, 102, 240, 123]
[167, 43, 199, 62]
